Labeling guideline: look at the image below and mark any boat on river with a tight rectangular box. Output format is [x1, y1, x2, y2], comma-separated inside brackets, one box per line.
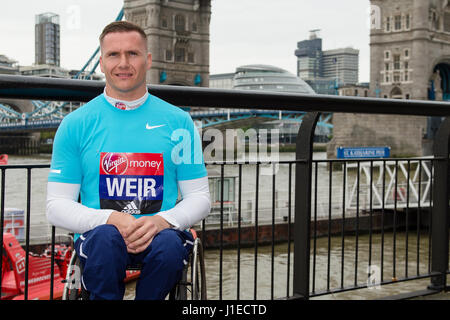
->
[0, 154, 8, 165]
[1, 233, 140, 300]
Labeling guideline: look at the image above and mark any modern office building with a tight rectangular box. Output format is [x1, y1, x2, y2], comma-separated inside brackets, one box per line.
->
[0, 54, 19, 75]
[209, 73, 235, 89]
[295, 30, 359, 94]
[35, 13, 60, 66]
[295, 30, 323, 81]
[322, 48, 359, 85]
[20, 64, 68, 78]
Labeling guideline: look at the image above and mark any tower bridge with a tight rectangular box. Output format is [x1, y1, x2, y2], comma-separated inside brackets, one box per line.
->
[1, 1, 448, 157]
[0, 3, 332, 137]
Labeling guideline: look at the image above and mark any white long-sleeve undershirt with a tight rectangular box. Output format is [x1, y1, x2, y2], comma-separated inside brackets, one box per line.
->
[46, 176, 210, 234]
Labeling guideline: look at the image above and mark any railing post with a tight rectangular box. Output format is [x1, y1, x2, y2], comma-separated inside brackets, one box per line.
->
[429, 116, 450, 291]
[293, 111, 319, 300]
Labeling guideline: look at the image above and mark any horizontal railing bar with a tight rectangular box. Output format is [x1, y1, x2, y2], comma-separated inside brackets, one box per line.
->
[1, 75, 450, 116]
[312, 157, 443, 163]
[0, 164, 50, 169]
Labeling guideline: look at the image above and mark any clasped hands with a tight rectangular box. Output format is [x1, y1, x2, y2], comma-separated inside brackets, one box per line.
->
[106, 211, 170, 254]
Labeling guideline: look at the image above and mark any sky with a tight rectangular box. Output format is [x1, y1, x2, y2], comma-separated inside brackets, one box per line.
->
[0, 0, 371, 82]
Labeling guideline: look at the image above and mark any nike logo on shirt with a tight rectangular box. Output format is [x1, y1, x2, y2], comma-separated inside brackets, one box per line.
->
[146, 124, 166, 130]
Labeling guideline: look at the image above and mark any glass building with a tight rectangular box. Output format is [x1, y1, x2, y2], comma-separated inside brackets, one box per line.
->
[231, 64, 324, 143]
[322, 48, 359, 85]
[295, 30, 323, 81]
[35, 13, 60, 66]
[232, 64, 315, 94]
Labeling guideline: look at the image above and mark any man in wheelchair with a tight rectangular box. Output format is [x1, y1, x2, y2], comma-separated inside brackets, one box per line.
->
[46, 21, 210, 300]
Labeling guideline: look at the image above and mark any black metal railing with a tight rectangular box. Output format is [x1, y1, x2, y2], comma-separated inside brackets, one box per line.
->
[0, 159, 439, 300]
[306, 157, 436, 298]
[202, 160, 299, 300]
[1, 75, 450, 300]
[0, 164, 52, 300]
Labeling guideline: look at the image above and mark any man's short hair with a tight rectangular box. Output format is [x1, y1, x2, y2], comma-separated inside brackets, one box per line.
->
[99, 21, 147, 43]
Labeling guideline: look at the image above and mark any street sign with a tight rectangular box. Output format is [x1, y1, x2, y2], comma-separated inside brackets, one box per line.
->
[337, 146, 390, 159]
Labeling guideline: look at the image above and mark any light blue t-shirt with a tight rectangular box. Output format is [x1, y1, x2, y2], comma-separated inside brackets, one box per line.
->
[48, 93, 207, 217]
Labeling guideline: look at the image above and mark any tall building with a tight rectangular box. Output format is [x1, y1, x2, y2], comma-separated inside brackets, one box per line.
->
[294, 30, 359, 94]
[123, 0, 211, 87]
[35, 13, 60, 66]
[322, 48, 359, 85]
[295, 30, 323, 81]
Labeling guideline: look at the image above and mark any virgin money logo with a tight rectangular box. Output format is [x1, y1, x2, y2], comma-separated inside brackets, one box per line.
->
[102, 153, 128, 175]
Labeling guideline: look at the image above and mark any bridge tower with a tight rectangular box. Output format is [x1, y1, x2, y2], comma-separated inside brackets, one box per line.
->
[328, 0, 450, 158]
[370, 0, 450, 153]
[370, 0, 450, 101]
[123, 0, 211, 87]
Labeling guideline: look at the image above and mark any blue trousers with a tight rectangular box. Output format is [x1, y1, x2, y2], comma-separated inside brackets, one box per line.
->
[74, 224, 193, 300]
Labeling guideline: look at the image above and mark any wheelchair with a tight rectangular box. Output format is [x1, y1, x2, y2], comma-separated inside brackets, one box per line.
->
[62, 229, 207, 300]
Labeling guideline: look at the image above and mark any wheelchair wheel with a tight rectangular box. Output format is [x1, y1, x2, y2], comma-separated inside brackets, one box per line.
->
[190, 237, 207, 300]
[170, 259, 189, 300]
[62, 250, 84, 300]
[169, 236, 207, 300]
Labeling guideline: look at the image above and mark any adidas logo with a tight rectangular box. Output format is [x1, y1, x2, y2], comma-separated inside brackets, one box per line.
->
[122, 201, 141, 215]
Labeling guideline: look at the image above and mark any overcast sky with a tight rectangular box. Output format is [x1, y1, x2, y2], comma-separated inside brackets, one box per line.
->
[0, 0, 371, 82]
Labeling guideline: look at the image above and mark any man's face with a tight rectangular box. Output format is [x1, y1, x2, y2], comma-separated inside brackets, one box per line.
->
[100, 31, 152, 100]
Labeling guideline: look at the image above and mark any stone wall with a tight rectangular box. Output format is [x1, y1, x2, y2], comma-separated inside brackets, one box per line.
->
[326, 113, 427, 158]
